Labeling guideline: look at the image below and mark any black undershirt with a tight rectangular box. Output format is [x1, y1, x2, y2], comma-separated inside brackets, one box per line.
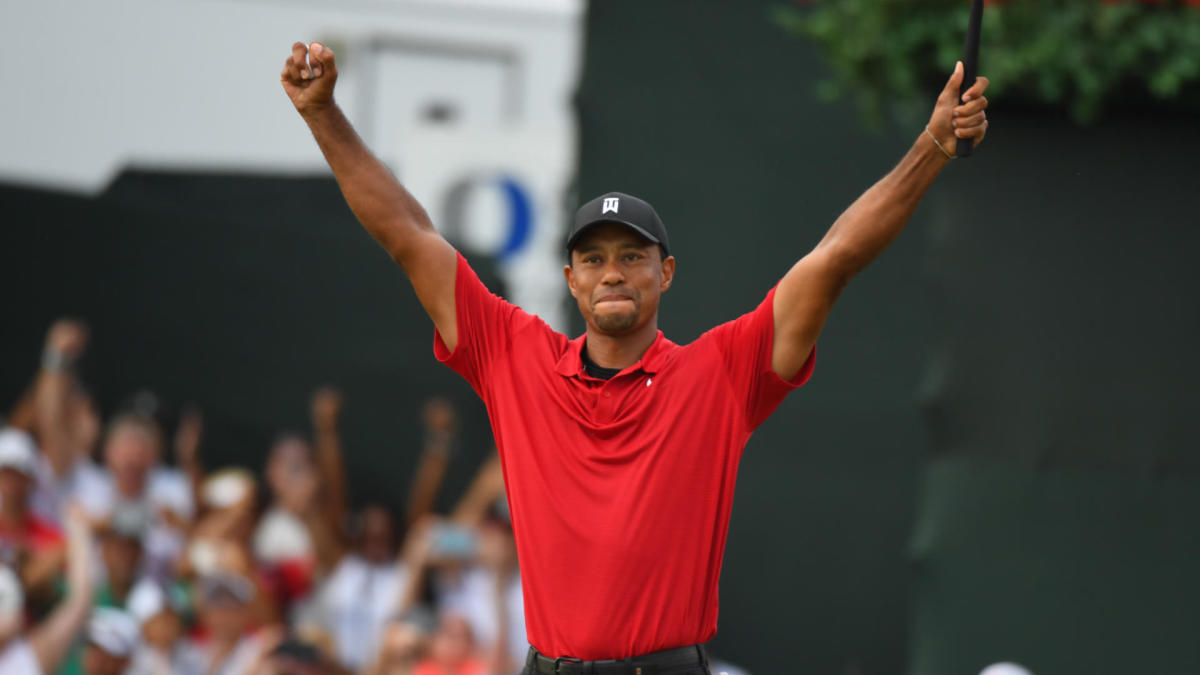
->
[580, 344, 622, 380]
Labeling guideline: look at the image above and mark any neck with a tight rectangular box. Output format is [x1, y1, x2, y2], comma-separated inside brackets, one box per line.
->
[584, 319, 659, 371]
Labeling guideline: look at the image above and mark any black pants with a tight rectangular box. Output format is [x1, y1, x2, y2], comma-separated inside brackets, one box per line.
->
[521, 644, 710, 675]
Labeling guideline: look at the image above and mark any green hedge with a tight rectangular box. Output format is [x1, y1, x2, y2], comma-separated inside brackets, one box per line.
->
[774, 0, 1200, 123]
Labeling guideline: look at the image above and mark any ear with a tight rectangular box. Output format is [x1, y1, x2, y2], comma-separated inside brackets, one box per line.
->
[659, 256, 676, 294]
[563, 263, 578, 299]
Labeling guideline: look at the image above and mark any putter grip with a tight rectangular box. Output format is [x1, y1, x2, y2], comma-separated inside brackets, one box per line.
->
[957, 0, 984, 158]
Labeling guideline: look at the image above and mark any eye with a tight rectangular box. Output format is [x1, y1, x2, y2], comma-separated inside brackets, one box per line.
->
[584, 255, 601, 264]
[624, 252, 642, 262]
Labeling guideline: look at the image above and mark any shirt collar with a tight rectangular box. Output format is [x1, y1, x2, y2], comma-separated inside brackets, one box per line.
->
[555, 331, 670, 378]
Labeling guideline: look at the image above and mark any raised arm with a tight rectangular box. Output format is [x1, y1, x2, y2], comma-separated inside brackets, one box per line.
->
[771, 62, 989, 379]
[281, 42, 461, 350]
[29, 505, 94, 674]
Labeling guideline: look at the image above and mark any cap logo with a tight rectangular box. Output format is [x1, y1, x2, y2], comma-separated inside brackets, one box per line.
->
[601, 197, 620, 214]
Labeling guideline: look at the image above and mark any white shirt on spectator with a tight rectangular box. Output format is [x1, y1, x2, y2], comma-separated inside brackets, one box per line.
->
[31, 453, 110, 524]
[93, 465, 195, 579]
[0, 638, 42, 674]
[318, 553, 409, 670]
[252, 507, 312, 564]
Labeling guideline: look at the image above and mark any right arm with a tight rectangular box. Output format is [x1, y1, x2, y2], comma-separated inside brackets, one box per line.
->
[281, 42, 461, 350]
[29, 506, 94, 674]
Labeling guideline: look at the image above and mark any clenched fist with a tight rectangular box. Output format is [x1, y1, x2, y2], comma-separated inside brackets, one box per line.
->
[281, 41, 338, 115]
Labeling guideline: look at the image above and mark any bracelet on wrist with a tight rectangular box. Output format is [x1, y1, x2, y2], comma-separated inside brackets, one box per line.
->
[925, 125, 955, 161]
[42, 348, 74, 372]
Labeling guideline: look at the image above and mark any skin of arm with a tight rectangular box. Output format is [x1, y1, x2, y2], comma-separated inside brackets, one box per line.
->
[33, 320, 90, 478]
[771, 62, 990, 380]
[310, 387, 348, 543]
[405, 398, 456, 527]
[281, 42, 460, 350]
[29, 505, 94, 673]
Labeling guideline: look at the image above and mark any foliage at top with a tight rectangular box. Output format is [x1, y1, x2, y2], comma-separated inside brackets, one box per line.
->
[774, 0, 1200, 124]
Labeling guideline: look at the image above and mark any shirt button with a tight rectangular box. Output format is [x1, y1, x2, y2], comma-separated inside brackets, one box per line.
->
[603, 392, 611, 398]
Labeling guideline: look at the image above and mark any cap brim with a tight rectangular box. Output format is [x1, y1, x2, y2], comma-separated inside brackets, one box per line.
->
[566, 218, 662, 253]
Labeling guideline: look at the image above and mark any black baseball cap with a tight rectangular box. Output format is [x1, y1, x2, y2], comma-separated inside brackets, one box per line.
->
[567, 192, 670, 257]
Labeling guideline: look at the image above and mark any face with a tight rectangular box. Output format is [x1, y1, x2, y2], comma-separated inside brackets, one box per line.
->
[378, 621, 427, 667]
[266, 437, 314, 500]
[142, 610, 182, 649]
[201, 600, 249, 642]
[82, 645, 130, 675]
[0, 469, 31, 515]
[360, 506, 395, 564]
[100, 536, 142, 592]
[429, 615, 474, 667]
[104, 425, 156, 497]
[565, 223, 675, 336]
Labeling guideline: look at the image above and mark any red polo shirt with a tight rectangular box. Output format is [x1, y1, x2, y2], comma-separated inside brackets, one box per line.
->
[434, 253, 814, 660]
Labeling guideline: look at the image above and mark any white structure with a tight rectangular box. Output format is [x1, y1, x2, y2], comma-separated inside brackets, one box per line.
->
[2, 0, 584, 328]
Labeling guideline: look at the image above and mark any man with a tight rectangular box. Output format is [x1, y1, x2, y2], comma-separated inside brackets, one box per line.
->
[0, 428, 65, 602]
[280, 41, 988, 673]
[97, 411, 194, 579]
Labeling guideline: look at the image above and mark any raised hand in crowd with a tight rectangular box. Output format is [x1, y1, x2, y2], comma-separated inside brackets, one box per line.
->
[34, 319, 91, 480]
[310, 386, 348, 543]
[24, 504, 95, 673]
[406, 397, 458, 526]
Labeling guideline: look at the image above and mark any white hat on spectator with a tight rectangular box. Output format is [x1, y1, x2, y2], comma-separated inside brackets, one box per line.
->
[87, 607, 141, 657]
[126, 578, 167, 624]
[0, 428, 37, 477]
[980, 663, 1034, 675]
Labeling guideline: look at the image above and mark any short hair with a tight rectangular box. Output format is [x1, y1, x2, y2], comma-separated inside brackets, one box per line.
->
[105, 412, 164, 454]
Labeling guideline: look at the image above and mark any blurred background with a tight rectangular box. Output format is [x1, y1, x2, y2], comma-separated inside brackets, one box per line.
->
[2, 0, 1199, 673]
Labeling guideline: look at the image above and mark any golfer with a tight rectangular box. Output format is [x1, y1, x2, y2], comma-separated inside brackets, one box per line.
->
[281, 41, 988, 675]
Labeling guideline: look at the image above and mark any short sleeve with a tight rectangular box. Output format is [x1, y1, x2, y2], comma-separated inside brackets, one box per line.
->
[433, 253, 524, 395]
[704, 286, 816, 431]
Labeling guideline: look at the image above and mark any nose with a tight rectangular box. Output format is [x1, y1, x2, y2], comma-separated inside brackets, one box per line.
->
[600, 259, 625, 285]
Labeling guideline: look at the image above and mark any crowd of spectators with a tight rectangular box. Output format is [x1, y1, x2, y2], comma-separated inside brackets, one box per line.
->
[0, 319, 526, 674]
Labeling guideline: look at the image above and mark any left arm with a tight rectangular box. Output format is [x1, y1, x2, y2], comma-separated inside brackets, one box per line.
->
[772, 61, 990, 379]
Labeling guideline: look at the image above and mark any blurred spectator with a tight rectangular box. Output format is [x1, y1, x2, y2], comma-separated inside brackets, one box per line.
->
[365, 609, 435, 675]
[413, 614, 486, 675]
[318, 503, 407, 671]
[95, 512, 146, 608]
[315, 394, 460, 672]
[0, 505, 96, 673]
[0, 427, 65, 605]
[126, 577, 196, 675]
[254, 636, 340, 675]
[19, 320, 110, 526]
[189, 571, 277, 674]
[82, 607, 140, 675]
[185, 468, 259, 580]
[96, 411, 193, 580]
[253, 388, 352, 616]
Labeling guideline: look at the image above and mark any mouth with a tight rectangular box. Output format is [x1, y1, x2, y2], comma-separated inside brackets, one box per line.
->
[594, 294, 633, 306]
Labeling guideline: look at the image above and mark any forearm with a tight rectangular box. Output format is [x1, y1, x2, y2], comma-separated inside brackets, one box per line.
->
[313, 425, 347, 537]
[406, 431, 452, 526]
[301, 104, 434, 263]
[817, 133, 948, 281]
[33, 366, 74, 476]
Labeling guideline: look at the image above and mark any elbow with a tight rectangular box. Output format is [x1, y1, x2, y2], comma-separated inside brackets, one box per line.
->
[816, 239, 865, 288]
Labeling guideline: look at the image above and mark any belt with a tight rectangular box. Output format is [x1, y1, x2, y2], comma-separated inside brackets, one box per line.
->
[525, 644, 708, 675]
